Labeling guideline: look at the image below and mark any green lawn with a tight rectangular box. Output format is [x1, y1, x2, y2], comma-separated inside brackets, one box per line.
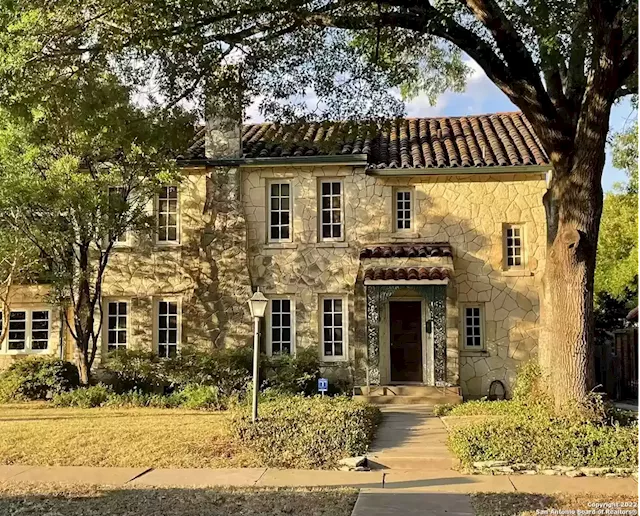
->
[0, 405, 255, 468]
[0, 482, 358, 516]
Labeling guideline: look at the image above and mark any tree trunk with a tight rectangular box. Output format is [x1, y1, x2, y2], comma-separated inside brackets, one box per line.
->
[75, 346, 91, 385]
[540, 159, 604, 406]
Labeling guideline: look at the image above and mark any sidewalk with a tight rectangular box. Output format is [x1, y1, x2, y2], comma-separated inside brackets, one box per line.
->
[0, 465, 636, 495]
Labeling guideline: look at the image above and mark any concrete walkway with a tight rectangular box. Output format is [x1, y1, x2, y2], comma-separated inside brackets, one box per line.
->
[0, 465, 635, 494]
[367, 405, 457, 470]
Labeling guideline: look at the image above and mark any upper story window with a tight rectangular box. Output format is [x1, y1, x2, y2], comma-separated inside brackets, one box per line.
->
[157, 186, 179, 244]
[1, 309, 50, 353]
[268, 298, 293, 355]
[504, 224, 524, 269]
[395, 189, 413, 231]
[462, 305, 484, 350]
[269, 182, 292, 242]
[321, 297, 346, 361]
[157, 299, 179, 358]
[108, 187, 129, 244]
[106, 301, 128, 352]
[319, 180, 344, 241]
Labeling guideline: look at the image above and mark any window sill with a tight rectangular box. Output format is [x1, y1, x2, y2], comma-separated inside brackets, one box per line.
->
[264, 242, 297, 250]
[502, 269, 534, 277]
[460, 349, 489, 357]
[316, 242, 349, 248]
[2, 349, 52, 355]
[390, 233, 420, 240]
[155, 243, 182, 250]
[320, 357, 348, 364]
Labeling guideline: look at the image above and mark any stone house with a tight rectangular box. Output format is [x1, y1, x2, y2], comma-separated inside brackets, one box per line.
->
[0, 112, 550, 401]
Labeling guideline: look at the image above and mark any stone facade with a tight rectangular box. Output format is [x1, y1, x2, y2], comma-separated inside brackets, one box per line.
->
[1, 119, 548, 399]
[244, 166, 547, 397]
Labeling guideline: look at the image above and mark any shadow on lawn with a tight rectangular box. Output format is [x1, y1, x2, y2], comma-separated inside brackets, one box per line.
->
[0, 411, 227, 423]
[0, 485, 358, 516]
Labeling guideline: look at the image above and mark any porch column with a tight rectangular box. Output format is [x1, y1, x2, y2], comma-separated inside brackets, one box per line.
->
[430, 284, 447, 385]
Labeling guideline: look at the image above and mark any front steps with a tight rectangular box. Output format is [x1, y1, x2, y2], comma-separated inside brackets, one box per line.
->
[353, 385, 462, 406]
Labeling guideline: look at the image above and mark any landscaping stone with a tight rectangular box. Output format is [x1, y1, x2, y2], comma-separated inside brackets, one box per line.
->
[552, 466, 575, 472]
[472, 460, 508, 468]
[540, 469, 559, 476]
[565, 470, 584, 478]
[338, 456, 367, 470]
[580, 467, 611, 477]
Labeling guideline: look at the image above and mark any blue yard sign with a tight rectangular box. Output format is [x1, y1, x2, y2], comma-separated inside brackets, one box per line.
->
[318, 378, 328, 395]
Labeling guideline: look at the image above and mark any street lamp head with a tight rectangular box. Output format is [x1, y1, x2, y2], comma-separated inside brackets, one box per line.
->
[248, 288, 268, 319]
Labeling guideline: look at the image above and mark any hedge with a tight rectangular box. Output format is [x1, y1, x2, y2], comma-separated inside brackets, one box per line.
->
[448, 416, 638, 468]
[228, 396, 382, 469]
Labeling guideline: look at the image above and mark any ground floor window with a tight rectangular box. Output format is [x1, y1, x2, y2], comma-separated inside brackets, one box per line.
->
[321, 297, 346, 360]
[0, 308, 50, 352]
[157, 300, 179, 358]
[462, 304, 484, 350]
[269, 298, 293, 355]
[106, 301, 128, 352]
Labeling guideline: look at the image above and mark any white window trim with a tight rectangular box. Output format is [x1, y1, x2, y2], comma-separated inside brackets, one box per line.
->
[102, 298, 130, 354]
[0, 307, 52, 355]
[319, 294, 349, 362]
[266, 296, 296, 356]
[461, 303, 486, 351]
[394, 187, 414, 232]
[267, 180, 293, 243]
[503, 223, 526, 270]
[153, 297, 182, 357]
[155, 186, 181, 246]
[318, 179, 345, 242]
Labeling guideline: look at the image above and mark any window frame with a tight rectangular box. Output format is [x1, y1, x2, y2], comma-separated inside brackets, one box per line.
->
[394, 187, 414, 232]
[266, 297, 296, 356]
[0, 307, 52, 355]
[267, 180, 293, 243]
[319, 295, 348, 362]
[461, 304, 485, 351]
[103, 299, 130, 354]
[503, 223, 526, 270]
[318, 179, 345, 242]
[156, 185, 181, 245]
[154, 297, 182, 358]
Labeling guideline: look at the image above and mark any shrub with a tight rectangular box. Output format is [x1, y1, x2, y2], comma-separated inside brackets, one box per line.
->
[512, 360, 545, 403]
[448, 415, 638, 468]
[101, 350, 164, 393]
[52, 385, 112, 408]
[229, 395, 381, 469]
[0, 357, 79, 401]
[163, 347, 253, 396]
[261, 347, 321, 395]
[172, 384, 224, 410]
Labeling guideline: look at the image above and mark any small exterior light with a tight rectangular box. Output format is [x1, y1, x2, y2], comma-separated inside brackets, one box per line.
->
[248, 289, 268, 319]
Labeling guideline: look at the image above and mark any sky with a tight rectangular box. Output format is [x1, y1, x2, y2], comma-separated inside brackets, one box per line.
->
[246, 58, 636, 192]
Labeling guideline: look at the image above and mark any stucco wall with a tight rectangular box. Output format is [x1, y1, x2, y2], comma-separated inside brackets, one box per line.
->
[243, 165, 547, 397]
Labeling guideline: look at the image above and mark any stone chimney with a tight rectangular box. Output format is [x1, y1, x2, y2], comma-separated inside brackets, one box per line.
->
[204, 113, 242, 160]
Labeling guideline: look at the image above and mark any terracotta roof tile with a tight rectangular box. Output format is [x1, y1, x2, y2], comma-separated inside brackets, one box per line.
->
[359, 243, 452, 259]
[364, 267, 452, 281]
[183, 113, 549, 169]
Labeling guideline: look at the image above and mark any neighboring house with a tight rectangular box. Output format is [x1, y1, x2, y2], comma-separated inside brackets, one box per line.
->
[0, 112, 551, 400]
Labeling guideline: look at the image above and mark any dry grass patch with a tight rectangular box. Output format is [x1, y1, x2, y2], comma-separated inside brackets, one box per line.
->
[0, 482, 358, 516]
[0, 405, 255, 468]
[471, 493, 639, 516]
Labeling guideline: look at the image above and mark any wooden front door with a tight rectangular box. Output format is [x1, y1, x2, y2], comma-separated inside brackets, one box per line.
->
[389, 301, 423, 383]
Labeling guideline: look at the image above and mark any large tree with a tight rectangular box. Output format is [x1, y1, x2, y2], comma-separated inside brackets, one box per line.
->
[0, 0, 637, 402]
[0, 73, 193, 383]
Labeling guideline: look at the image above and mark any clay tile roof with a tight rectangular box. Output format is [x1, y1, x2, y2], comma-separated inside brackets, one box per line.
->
[359, 243, 452, 260]
[183, 112, 549, 169]
[364, 267, 452, 282]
